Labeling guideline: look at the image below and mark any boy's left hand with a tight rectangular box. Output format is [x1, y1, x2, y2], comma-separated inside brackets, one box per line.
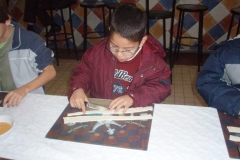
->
[109, 95, 133, 113]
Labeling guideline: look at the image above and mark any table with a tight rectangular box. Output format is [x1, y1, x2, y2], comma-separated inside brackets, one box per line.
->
[0, 94, 230, 160]
[218, 111, 240, 158]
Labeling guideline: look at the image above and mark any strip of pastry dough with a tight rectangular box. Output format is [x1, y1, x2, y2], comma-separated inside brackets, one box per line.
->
[227, 126, 240, 133]
[63, 114, 152, 124]
[67, 106, 153, 116]
[229, 135, 240, 142]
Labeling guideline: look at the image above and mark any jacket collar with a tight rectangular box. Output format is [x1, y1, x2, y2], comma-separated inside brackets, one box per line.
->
[142, 34, 166, 58]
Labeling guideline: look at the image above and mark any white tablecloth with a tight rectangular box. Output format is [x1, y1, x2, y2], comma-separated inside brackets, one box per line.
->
[0, 94, 230, 160]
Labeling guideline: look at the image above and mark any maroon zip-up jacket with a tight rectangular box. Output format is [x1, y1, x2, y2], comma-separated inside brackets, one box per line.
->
[68, 35, 171, 107]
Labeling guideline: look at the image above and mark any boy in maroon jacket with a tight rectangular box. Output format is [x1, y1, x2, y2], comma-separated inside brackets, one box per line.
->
[68, 4, 171, 113]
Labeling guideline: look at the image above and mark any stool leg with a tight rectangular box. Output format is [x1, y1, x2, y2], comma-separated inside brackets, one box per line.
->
[236, 16, 240, 36]
[44, 12, 49, 48]
[83, 7, 87, 53]
[176, 11, 184, 59]
[163, 18, 166, 51]
[60, 8, 71, 55]
[50, 8, 59, 66]
[174, 10, 182, 61]
[169, 14, 174, 70]
[146, 0, 149, 34]
[227, 13, 234, 40]
[169, 13, 174, 84]
[68, 5, 79, 60]
[108, 8, 112, 27]
[102, 6, 106, 37]
[178, 11, 185, 58]
[198, 11, 204, 72]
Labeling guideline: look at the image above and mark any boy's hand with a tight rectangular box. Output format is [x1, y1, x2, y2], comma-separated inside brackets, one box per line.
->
[109, 95, 133, 113]
[69, 88, 88, 114]
[3, 87, 28, 107]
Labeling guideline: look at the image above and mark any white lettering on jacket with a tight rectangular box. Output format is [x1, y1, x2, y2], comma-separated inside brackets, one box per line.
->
[114, 69, 133, 82]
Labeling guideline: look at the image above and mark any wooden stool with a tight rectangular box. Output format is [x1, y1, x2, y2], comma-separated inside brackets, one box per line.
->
[146, 0, 176, 72]
[227, 8, 240, 40]
[174, 4, 208, 72]
[38, 0, 79, 66]
[80, 2, 107, 53]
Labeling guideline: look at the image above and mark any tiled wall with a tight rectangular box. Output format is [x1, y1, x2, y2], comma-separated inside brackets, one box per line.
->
[8, 0, 240, 51]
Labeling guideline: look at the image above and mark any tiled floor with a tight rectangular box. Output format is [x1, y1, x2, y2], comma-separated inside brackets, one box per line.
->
[45, 59, 207, 107]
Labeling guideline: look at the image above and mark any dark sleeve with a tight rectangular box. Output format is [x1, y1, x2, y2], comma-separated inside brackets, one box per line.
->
[196, 46, 240, 116]
[30, 34, 54, 70]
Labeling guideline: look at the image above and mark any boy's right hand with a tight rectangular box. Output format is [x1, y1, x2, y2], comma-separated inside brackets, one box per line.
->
[3, 86, 28, 107]
[69, 88, 88, 114]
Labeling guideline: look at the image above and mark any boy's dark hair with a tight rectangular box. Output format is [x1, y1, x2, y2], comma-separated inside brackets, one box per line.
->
[0, 0, 9, 23]
[110, 4, 147, 42]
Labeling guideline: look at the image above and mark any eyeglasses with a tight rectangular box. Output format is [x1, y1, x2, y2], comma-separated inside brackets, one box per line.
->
[107, 41, 139, 57]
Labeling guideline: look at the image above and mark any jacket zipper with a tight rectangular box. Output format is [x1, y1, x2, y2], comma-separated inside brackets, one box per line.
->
[111, 57, 116, 99]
